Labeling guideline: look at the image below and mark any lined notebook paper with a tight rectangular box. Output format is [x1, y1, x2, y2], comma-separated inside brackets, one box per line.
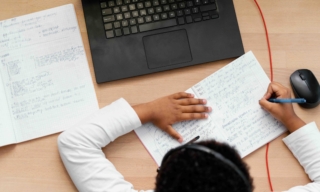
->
[0, 4, 99, 146]
[135, 51, 286, 166]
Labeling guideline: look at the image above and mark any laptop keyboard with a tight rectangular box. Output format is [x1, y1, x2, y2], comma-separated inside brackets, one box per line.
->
[100, 0, 219, 38]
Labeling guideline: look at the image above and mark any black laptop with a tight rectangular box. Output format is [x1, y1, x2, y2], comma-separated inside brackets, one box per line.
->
[81, 0, 244, 83]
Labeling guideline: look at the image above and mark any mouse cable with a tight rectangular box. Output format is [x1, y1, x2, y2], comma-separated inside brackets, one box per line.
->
[253, 0, 274, 191]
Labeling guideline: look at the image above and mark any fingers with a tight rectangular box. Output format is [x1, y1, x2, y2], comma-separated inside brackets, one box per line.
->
[180, 112, 209, 121]
[170, 92, 207, 106]
[177, 97, 207, 105]
[171, 92, 194, 99]
[260, 82, 291, 108]
[259, 97, 273, 112]
[262, 82, 291, 99]
[264, 82, 280, 98]
[164, 125, 183, 143]
[181, 105, 212, 113]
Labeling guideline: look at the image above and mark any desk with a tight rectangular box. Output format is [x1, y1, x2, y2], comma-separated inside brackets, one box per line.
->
[0, 0, 320, 191]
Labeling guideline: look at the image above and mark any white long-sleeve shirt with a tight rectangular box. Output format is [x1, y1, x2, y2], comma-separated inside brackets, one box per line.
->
[58, 98, 320, 192]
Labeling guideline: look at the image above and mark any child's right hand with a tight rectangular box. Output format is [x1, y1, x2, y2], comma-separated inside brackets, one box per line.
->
[259, 82, 305, 132]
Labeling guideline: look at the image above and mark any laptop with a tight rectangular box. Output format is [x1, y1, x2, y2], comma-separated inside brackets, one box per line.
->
[81, 0, 244, 83]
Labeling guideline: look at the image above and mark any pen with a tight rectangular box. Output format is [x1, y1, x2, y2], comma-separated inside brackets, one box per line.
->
[185, 136, 200, 144]
[268, 98, 306, 103]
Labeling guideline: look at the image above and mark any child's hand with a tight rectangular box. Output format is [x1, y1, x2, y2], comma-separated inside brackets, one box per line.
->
[133, 92, 211, 142]
[259, 82, 305, 132]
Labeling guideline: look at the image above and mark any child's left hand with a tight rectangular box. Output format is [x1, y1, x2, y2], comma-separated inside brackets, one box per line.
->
[133, 92, 211, 142]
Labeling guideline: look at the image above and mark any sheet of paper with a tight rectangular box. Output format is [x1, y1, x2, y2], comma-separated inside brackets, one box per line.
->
[0, 4, 99, 145]
[135, 51, 286, 166]
[0, 77, 15, 146]
[192, 51, 286, 157]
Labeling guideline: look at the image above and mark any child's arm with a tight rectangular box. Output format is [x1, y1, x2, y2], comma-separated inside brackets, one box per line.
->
[58, 92, 210, 192]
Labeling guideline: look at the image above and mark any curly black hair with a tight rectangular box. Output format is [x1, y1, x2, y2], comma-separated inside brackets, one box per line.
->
[155, 140, 254, 192]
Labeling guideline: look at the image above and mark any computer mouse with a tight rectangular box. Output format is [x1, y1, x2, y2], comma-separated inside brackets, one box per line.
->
[290, 69, 320, 108]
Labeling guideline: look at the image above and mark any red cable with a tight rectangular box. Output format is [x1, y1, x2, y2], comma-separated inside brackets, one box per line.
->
[253, 0, 274, 191]
[265, 143, 273, 191]
[254, 0, 274, 82]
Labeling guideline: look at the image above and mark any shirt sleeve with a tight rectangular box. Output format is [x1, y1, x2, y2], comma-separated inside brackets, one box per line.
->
[282, 122, 320, 192]
[57, 98, 152, 192]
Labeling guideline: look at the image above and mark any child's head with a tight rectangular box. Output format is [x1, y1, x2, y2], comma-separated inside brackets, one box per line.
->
[155, 140, 253, 192]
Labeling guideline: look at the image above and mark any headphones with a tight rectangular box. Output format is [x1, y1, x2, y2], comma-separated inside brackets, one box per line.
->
[157, 143, 252, 192]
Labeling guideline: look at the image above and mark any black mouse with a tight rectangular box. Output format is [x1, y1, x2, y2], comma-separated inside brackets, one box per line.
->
[290, 69, 320, 108]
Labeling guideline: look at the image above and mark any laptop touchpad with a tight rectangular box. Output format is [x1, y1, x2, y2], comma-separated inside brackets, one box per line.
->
[143, 30, 192, 69]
